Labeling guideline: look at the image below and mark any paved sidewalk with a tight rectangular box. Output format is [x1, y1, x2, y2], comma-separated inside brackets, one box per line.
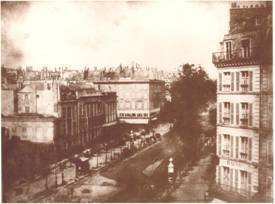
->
[168, 155, 214, 202]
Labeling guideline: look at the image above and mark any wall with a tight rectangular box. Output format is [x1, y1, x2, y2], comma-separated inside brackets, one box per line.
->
[2, 118, 55, 143]
[1, 90, 15, 116]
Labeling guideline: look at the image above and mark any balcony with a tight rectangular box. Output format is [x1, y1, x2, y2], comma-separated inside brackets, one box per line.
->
[212, 47, 260, 67]
[240, 151, 248, 160]
[222, 84, 231, 92]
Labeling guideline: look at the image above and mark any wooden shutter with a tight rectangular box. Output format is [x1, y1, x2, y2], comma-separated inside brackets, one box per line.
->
[248, 172, 252, 193]
[218, 166, 221, 184]
[249, 103, 253, 126]
[231, 72, 234, 91]
[219, 73, 222, 91]
[236, 72, 240, 91]
[219, 102, 222, 124]
[236, 136, 239, 159]
[236, 103, 239, 125]
[235, 169, 238, 188]
[249, 71, 253, 91]
[230, 103, 234, 125]
[248, 137, 252, 161]
[230, 168, 233, 188]
[218, 134, 222, 156]
[230, 136, 234, 158]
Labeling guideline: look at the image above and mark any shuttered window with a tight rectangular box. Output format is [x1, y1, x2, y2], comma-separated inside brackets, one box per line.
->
[230, 168, 233, 187]
[230, 103, 234, 125]
[248, 138, 252, 161]
[248, 172, 252, 192]
[236, 72, 240, 91]
[231, 136, 234, 157]
[236, 136, 239, 159]
[231, 72, 234, 91]
[249, 103, 253, 126]
[218, 134, 222, 155]
[249, 71, 253, 91]
[236, 103, 239, 125]
[235, 169, 238, 188]
[219, 73, 222, 91]
[219, 102, 222, 124]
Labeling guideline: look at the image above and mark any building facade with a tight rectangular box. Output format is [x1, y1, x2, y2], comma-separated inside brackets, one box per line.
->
[57, 84, 117, 153]
[213, 1, 272, 201]
[2, 115, 57, 143]
[1, 89, 16, 116]
[94, 79, 165, 124]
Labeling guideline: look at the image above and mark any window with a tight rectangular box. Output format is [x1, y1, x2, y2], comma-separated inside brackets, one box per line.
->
[225, 41, 232, 60]
[223, 167, 230, 185]
[223, 72, 231, 92]
[240, 103, 249, 126]
[240, 170, 248, 190]
[22, 127, 27, 132]
[241, 39, 251, 58]
[223, 134, 230, 156]
[25, 94, 29, 103]
[240, 137, 248, 160]
[223, 102, 230, 121]
[25, 106, 30, 113]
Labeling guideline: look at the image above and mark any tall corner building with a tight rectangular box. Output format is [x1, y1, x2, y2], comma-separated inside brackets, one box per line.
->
[212, 1, 272, 202]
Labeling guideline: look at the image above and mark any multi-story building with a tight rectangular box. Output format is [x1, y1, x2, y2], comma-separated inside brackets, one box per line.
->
[212, 1, 272, 202]
[18, 80, 60, 117]
[56, 83, 117, 154]
[94, 79, 165, 124]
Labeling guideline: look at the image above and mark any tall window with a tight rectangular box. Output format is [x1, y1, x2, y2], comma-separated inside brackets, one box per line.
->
[223, 72, 231, 92]
[223, 102, 230, 124]
[240, 170, 248, 191]
[25, 94, 30, 103]
[241, 39, 250, 58]
[240, 137, 248, 160]
[225, 41, 232, 60]
[223, 167, 230, 186]
[240, 71, 249, 92]
[223, 134, 230, 156]
[240, 103, 249, 126]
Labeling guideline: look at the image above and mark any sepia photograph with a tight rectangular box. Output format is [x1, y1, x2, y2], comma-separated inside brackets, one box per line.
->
[1, 0, 273, 203]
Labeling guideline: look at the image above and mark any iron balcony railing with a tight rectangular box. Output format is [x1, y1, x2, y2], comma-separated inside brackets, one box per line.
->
[212, 47, 260, 65]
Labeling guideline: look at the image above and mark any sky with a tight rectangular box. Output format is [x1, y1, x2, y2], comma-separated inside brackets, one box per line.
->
[1, 0, 230, 79]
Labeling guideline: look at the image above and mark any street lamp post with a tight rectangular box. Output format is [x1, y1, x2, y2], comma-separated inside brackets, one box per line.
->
[168, 157, 174, 184]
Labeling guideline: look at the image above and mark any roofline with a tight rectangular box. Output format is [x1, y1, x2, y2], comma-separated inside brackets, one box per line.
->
[93, 79, 165, 84]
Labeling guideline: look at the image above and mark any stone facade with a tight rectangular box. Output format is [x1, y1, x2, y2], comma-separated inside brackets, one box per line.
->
[94, 79, 165, 124]
[213, 1, 272, 201]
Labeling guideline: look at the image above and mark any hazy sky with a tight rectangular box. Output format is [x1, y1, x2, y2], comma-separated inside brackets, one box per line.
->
[1, 0, 230, 78]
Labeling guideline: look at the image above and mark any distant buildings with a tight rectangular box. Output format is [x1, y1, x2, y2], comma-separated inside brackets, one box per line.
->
[1, 62, 167, 158]
[212, 1, 272, 202]
[94, 79, 165, 124]
[1, 79, 117, 155]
